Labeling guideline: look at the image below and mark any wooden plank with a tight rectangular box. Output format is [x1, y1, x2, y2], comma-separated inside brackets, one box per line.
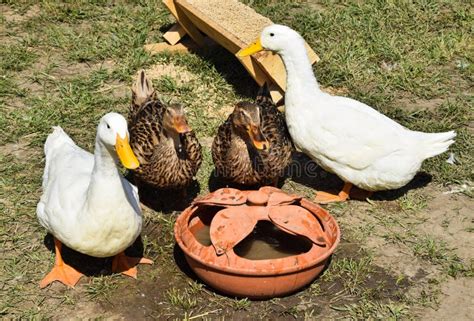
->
[163, 23, 187, 45]
[175, 0, 270, 86]
[163, 0, 320, 97]
[162, 0, 205, 46]
[174, 0, 319, 92]
[269, 82, 284, 103]
[175, 0, 245, 53]
[235, 56, 268, 86]
[308, 46, 320, 64]
[144, 39, 200, 54]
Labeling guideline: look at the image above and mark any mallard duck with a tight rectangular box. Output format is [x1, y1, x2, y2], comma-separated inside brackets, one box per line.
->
[238, 24, 456, 203]
[128, 71, 202, 190]
[37, 113, 152, 288]
[212, 85, 292, 186]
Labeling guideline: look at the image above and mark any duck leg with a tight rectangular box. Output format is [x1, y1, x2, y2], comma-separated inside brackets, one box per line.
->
[111, 252, 153, 279]
[39, 238, 83, 288]
[315, 182, 352, 204]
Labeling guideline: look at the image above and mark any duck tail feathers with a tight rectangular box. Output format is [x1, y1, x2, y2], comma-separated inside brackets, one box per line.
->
[130, 70, 157, 118]
[42, 126, 74, 189]
[419, 130, 456, 159]
[44, 126, 74, 155]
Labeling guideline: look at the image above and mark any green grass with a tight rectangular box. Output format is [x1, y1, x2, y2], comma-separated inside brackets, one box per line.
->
[0, 43, 37, 72]
[411, 235, 473, 277]
[0, 0, 472, 319]
[166, 287, 198, 310]
[322, 255, 374, 295]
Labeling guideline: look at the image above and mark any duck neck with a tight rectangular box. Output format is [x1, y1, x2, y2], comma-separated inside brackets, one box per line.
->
[279, 41, 321, 107]
[230, 126, 250, 152]
[164, 129, 184, 155]
[86, 138, 123, 208]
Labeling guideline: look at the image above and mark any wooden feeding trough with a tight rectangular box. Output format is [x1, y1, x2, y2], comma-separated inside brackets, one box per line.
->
[145, 0, 320, 102]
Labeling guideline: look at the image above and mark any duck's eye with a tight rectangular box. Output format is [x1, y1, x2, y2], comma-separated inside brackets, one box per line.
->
[106, 124, 110, 129]
[270, 33, 275, 37]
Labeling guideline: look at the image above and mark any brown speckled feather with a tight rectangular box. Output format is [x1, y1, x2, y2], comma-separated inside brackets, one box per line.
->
[128, 72, 202, 189]
[212, 85, 292, 185]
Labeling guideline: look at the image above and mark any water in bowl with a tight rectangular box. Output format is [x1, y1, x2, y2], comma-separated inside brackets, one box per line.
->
[192, 220, 313, 260]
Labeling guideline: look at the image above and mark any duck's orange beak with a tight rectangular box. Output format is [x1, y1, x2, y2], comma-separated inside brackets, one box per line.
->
[173, 115, 191, 134]
[248, 124, 269, 151]
[115, 134, 140, 169]
[237, 39, 264, 57]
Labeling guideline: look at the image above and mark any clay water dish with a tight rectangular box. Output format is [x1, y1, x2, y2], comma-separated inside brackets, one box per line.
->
[174, 187, 340, 299]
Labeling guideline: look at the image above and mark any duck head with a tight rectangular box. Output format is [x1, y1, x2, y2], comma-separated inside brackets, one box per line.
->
[162, 103, 192, 154]
[163, 103, 192, 135]
[98, 112, 140, 169]
[231, 102, 269, 151]
[237, 24, 304, 57]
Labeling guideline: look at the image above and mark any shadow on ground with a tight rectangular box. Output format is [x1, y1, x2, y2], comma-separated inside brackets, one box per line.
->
[124, 172, 200, 213]
[207, 168, 286, 192]
[288, 152, 432, 201]
[42, 233, 148, 278]
[192, 42, 258, 100]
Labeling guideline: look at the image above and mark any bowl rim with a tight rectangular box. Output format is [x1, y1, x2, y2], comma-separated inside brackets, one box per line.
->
[174, 195, 341, 276]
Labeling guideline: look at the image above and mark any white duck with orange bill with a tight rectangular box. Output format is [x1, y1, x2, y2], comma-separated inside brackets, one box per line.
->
[238, 25, 456, 203]
[37, 112, 152, 288]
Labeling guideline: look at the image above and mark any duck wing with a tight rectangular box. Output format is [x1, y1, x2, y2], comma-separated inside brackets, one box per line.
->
[302, 94, 409, 170]
[37, 127, 94, 229]
[257, 84, 293, 181]
[258, 84, 291, 147]
[42, 126, 93, 188]
[128, 99, 166, 165]
[211, 118, 233, 176]
[128, 70, 167, 165]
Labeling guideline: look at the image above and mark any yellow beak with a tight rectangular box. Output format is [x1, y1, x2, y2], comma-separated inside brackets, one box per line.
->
[115, 134, 140, 169]
[237, 39, 264, 57]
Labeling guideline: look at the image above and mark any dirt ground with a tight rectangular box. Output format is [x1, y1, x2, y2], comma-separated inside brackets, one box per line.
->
[1, 1, 472, 320]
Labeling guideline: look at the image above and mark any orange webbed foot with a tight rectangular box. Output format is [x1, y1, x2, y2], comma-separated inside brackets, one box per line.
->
[111, 252, 153, 279]
[315, 183, 352, 204]
[40, 262, 83, 288]
[39, 238, 83, 288]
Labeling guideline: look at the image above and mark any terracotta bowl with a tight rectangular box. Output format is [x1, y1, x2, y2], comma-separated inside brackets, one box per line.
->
[174, 187, 340, 299]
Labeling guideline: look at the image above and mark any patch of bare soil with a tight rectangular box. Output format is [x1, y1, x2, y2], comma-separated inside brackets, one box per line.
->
[418, 191, 473, 261]
[321, 85, 349, 96]
[420, 277, 474, 321]
[393, 97, 446, 112]
[143, 62, 235, 119]
[142, 62, 197, 85]
[54, 300, 122, 320]
[0, 134, 41, 161]
[1, 4, 40, 23]
[339, 184, 473, 316]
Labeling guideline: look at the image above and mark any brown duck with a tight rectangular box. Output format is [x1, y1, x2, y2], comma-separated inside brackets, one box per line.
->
[128, 71, 202, 190]
[212, 85, 292, 186]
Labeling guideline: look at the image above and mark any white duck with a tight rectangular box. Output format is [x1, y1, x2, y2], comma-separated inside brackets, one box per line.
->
[238, 24, 456, 203]
[37, 112, 152, 288]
